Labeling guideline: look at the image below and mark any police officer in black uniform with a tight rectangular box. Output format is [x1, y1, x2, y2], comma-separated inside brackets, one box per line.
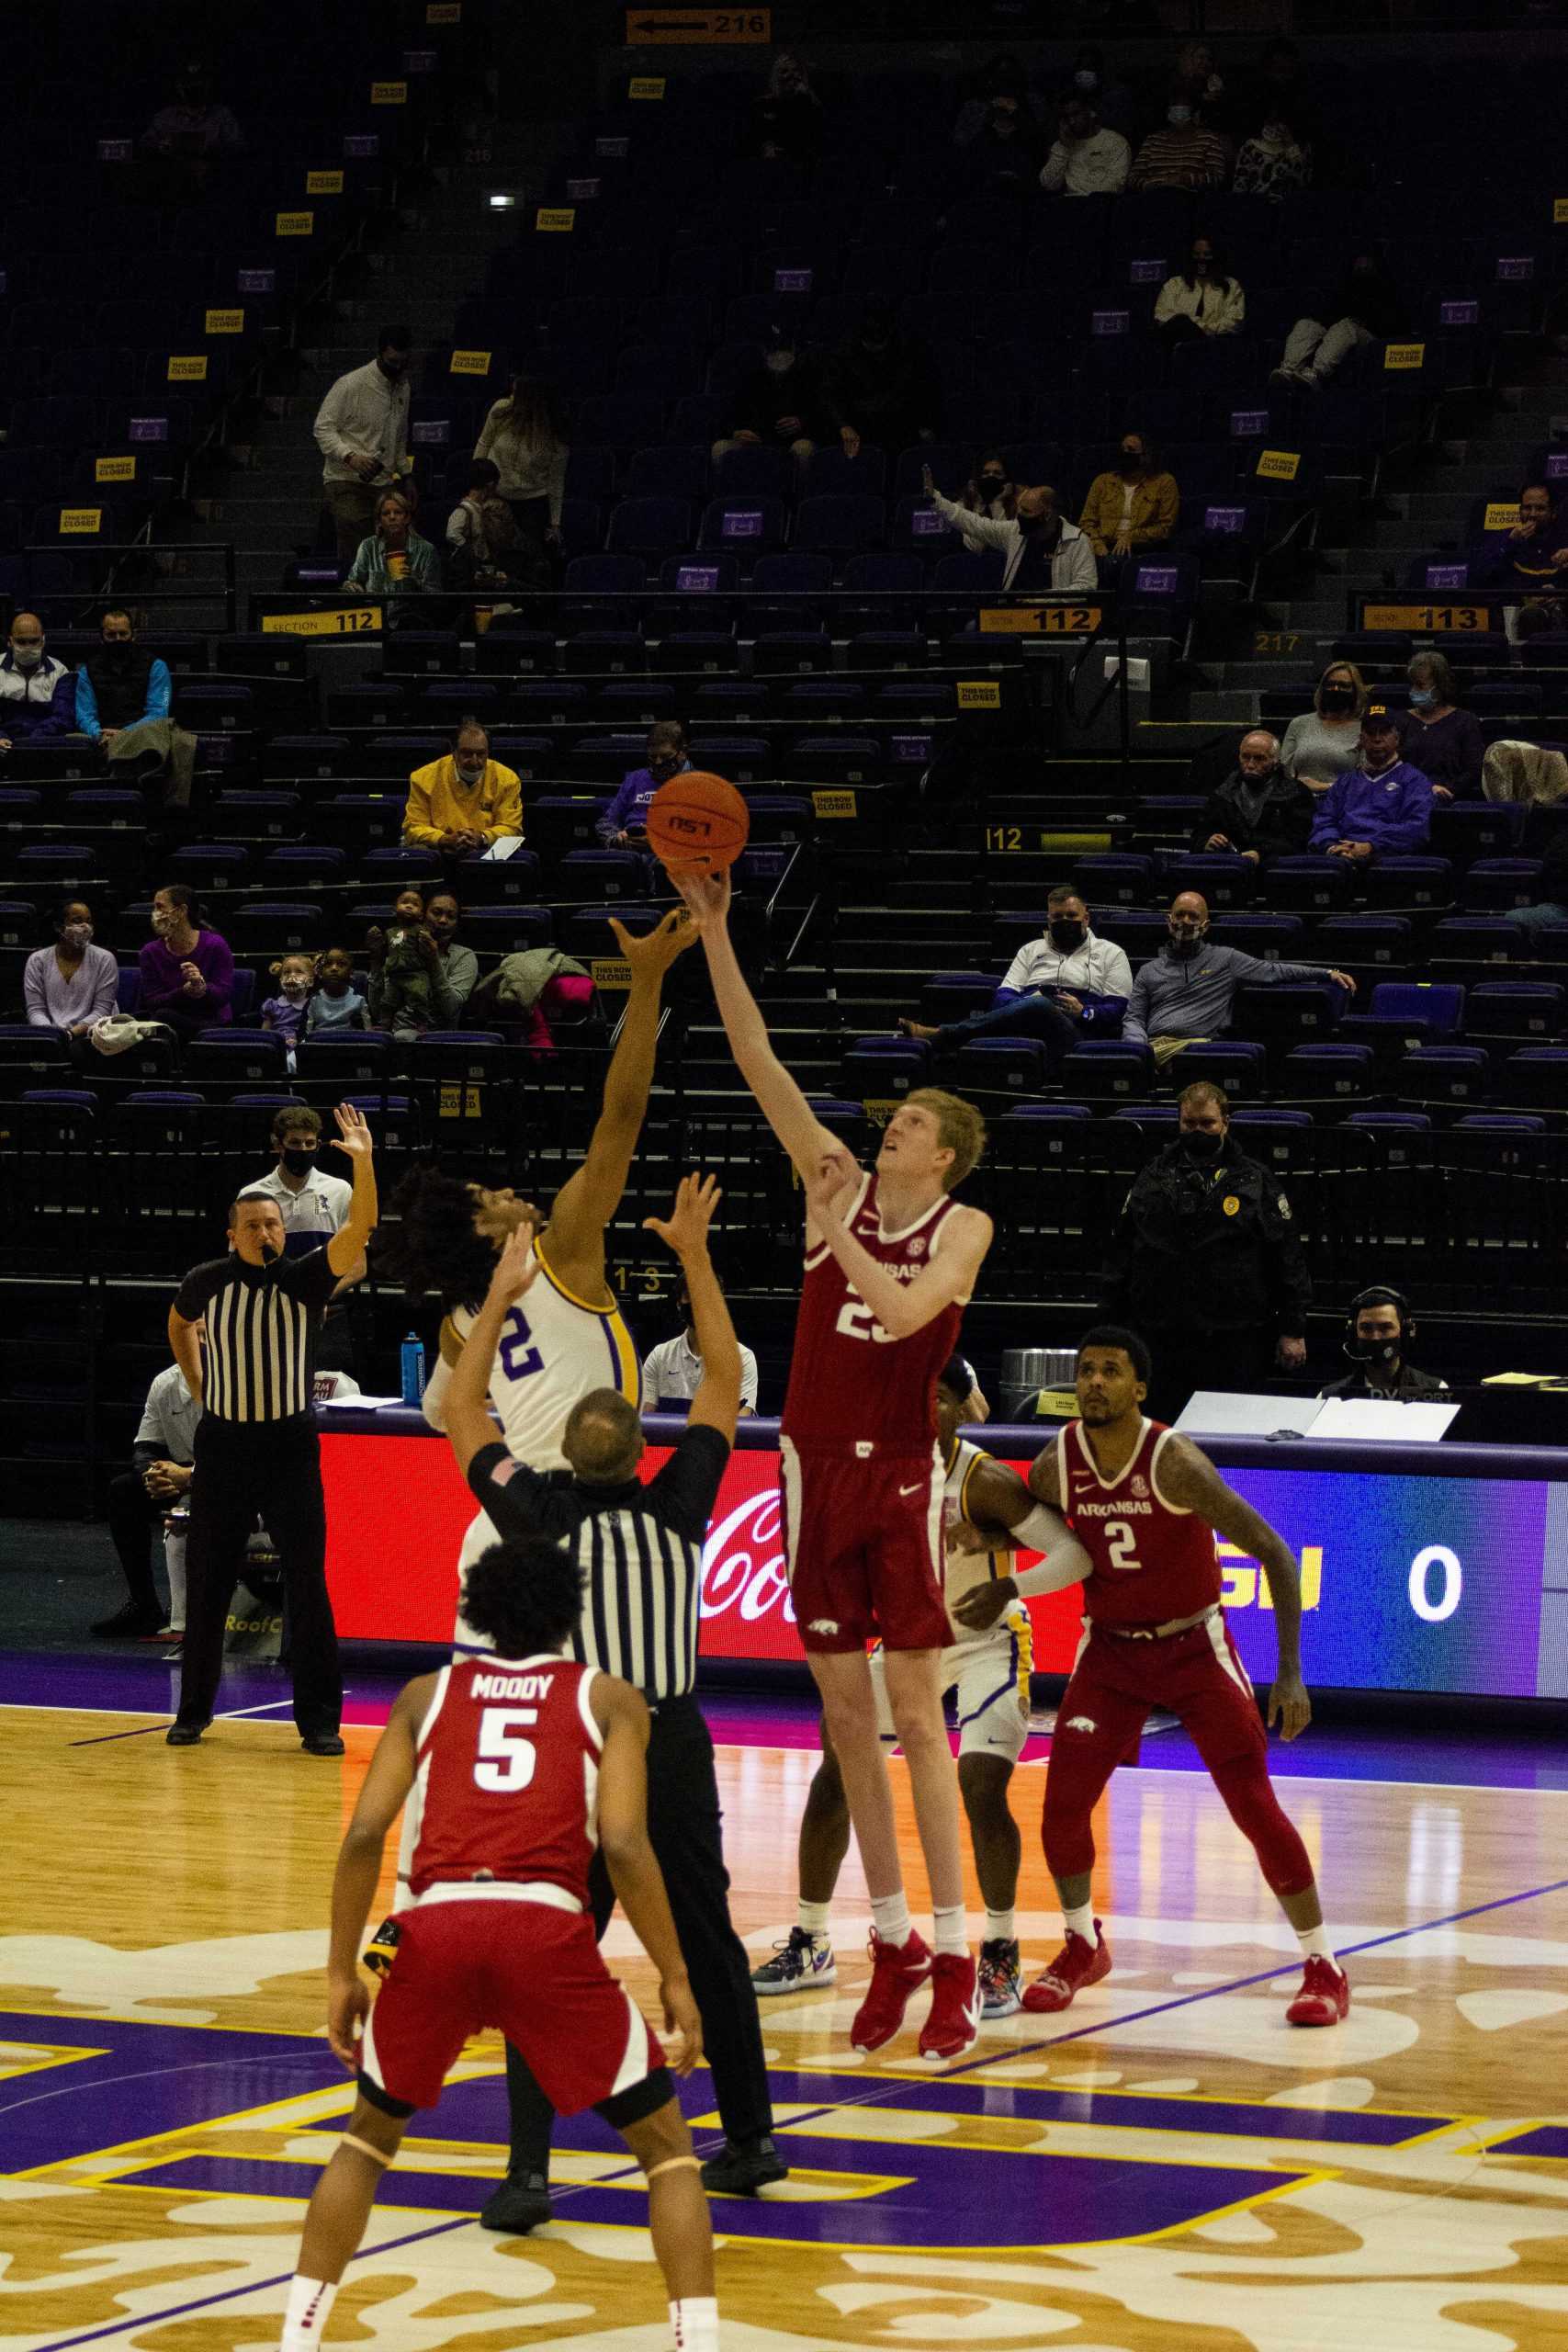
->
[1318, 1285, 1448, 1401]
[1102, 1080, 1310, 1423]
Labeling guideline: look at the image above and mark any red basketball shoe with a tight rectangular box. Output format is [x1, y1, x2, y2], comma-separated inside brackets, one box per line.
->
[919, 1951, 981, 2062]
[1285, 1955, 1350, 2026]
[1021, 1921, 1111, 2013]
[851, 1929, 933, 2052]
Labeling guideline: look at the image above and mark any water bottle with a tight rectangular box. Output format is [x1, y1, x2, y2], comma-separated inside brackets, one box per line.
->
[400, 1331, 426, 1406]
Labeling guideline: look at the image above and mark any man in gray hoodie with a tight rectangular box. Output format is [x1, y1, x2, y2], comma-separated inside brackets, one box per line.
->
[1122, 892, 1356, 1062]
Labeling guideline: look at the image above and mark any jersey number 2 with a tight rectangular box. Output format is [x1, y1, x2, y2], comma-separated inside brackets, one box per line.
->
[474, 1706, 537, 1792]
[1103, 1520, 1142, 1574]
[499, 1307, 544, 1382]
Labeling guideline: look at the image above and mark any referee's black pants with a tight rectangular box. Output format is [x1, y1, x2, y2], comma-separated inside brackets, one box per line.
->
[503, 1694, 773, 2172]
[175, 1415, 342, 1740]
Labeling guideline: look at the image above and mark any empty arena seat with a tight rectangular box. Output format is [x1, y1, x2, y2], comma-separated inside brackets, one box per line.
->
[1060, 1041, 1150, 1101]
[1396, 1045, 1490, 1106]
[1073, 853, 1153, 906]
[1463, 980, 1563, 1038]
[1264, 856, 1354, 912]
[1280, 1043, 1375, 1102]
[1167, 1040, 1268, 1099]
[953, 1036, 1052, 1097]
[1497, 1047, 1568, 1114]
[1340, 980, 1465, 1049]
[1363, 856, 1454, 912]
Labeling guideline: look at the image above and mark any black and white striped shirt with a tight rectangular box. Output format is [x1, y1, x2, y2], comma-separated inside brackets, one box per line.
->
[466, 1426, 728, 1701]
[173, 1250, 339, 1423]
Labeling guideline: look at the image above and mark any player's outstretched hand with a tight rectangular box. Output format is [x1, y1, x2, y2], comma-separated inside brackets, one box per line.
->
[327, 1972, 370, 2071]
[329, 1101, 374, 1159]
[1268, 1670, 1312, 1742]
[486, 1224, 539, 1308]
[660, 1971, 704, 2075]
[671, 867, 732, 933]
[643, 1170, 722, 1258]
[951, 1570, 1019, 1631]
[805, 1144, 858, 1225]
[610, 905, 697, 977]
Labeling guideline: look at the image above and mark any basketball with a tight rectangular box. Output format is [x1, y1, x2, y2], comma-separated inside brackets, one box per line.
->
[645, 769, 750, 876]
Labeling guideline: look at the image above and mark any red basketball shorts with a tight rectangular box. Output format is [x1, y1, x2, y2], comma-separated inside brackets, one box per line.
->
[779, 1437, 950, 1654]
[1054, 1608, 1265, 1771]
[359, 1893, 662, 2116]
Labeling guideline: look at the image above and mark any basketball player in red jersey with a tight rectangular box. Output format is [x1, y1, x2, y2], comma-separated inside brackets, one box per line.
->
[275, 1545, 721, 2352]
[676, 866, 994, 2062]
[993, 1324, 1349, 2028]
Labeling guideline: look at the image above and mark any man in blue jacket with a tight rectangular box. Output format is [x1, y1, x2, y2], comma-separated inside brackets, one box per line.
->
[0, 613, 74, 754]
[1308, 706, 1433, 865]
[596, 719, 690, 845]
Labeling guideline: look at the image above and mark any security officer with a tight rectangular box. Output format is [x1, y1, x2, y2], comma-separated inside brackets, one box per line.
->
[1102, 1080, 1309, 1422]
[1318, 1285, 1448, 1401]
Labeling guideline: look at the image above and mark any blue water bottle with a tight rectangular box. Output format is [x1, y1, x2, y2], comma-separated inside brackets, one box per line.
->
[400, 1330, 426, 1406]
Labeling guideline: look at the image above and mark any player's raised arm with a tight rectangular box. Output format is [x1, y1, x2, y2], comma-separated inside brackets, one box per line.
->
[1156, 1434, 1311, 1741]
[949, 1454, 1095, 1630]
[324, 1679, 428, 2066]
[804, 1152, 993, 1340]
[674, 868, 847, 1185]
[592, 1677, 704, 2074]
[546, 909, 698, 1286]
[442, 1228, 538, 1476]
[643, 1172, 741, 1443]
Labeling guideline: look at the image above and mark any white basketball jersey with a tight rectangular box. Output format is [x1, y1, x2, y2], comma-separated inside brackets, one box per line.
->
[941, 1434, 1013, 1640]
[425, 1239, 640, 1476]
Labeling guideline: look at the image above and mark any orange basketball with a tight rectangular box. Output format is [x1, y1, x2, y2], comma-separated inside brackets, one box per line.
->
[646, 769, 750, 876]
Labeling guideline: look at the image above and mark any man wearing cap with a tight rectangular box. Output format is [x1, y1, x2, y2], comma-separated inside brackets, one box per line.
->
[1307, 707, 1434, 864]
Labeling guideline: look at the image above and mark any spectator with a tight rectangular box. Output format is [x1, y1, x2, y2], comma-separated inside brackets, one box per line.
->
[926, 468, 1097, 594]
[1191, 730, 1315, 864]
[1102, 1080, 1311, 1423]
[138, 884, 233, 1040]
[1279, 660, 1369, 789]
[1078, 433, 1180, 570]
[830, 300, 941, 458]
[1273, 253, 1405, 389]
[753, 51, 823, 161]
[1232, 103, 1314, 201]
[1483, 739, 1568, 808]
[424, 890, 479, 1012]
[245, 1102, 364, 1372]
[23, 899, 118, 1036]
[445, 457, 524, 592]
[1127, 102, 1229, 193]
[0, 612, 74, 752]
[313, 325, 413, 564]
[1171, 38, 1226, 118]
[598, 720, 690, 844]
[1308, 707, 1434, 864]
[141, 57, 243, 159]
[1397, 651, 1484, 799]
[1122, 890, 1355, 1061]
[403, 719, 524, 857]
[261, 955, 316, 1060]
[366, 888, 475, 1038]
[954, 52, 1039, 145]
[306, 947, 369, 1034]
[712, 324, 831, 469]
[474, 374, 569, 586]
[1242, 36, 1315, 143]
[1319, 1284, 1449, 1402]
[1505, 824, 1568, 939]
[1039, 96, 1131, 197]
[1154, 237, 1246, 339]
[74, 608, 196, 809]
[93, 1355, 202, 1639]
[897, 886, 1133, 1067]
[964, 89, 1045, 190]
[1477, 482, 1568, 623]
[1058, 46, 1134, 138]
[344, 491, 442, 615]
[643, 1273, 761, 1414]
[953, 453, 1017, 547]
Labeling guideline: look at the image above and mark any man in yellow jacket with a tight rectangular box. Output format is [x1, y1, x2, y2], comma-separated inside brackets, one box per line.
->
[1078, 432, 1180, 568]
[402, 718, 524, 855]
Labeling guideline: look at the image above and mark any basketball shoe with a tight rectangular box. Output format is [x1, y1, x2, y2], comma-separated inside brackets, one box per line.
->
[1021, 1921, 1111, 2013]
[750, 1927, 836, 1995]
[977, 1936, 1023, 2018]
[919, 1951, 981, 2061]
[1285, 1956, 1350, 2026]
[851, 1928, 932, 2052]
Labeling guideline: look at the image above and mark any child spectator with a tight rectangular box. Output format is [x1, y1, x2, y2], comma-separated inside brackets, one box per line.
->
[262, 954, 317, 1070]
[307, 947, 368, 1034]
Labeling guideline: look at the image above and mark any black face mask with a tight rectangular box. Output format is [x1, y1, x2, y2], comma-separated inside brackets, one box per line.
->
[280, 1148, 316, 1177]
[1168, 927, 1205, 956]
[1049, 919, 1086, 950]
[980, 475, 1006, 492]
[1120, 447, 1143, 468]
[1346, 1333, 1401, 1366]
[1320, 687, 1356, 714]
[1179, 1129, 1224, 1159]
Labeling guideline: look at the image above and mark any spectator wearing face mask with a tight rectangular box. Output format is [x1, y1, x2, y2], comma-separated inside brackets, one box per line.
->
[74, 608, 197, 809]
[897, 888, 1133, 1069]
[0, 613, 74, 753]
[1057, 48, 1134, 138]
[830, 301, 942, 461]
[1040, 96, 1130, 196]
[313, 327, 413, 563]
[1273, 254, 1406, 390]
[1279, 662, 1369, 790]
[964, 89, 1046, 190]
[1232, 106, 1314, 201]
[1396, 653, 1483, 800]
[925, 467, 1097, 594]
[598, 721, 691, 844]
[712, 328, 832, 469]
[23, 899, 118, 1036]
[1122, 891, 1355, 1063]
[1127, 100, 1229, 193]
[246, 1104, 354, 1261]
[261, 955, 317, 1062]
[1102, 1081, 1312, 1424]
[1318, 1285, 1448, 1402]
[1308, 707, 1435, 865]
[1154, 240, 1246, 339]
[139, 883, 234, 1040]
[953, 52, 1041, 145]
[1191, 731, 1314, 865]
[1078, 435, 1180, 572]
[402, 719, 523, 856]
[953, 454, 1017, 545]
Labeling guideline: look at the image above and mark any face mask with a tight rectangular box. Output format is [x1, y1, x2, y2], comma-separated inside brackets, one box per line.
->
[1321, 686, 1356, 714]
[1179, 1128, 1224, 1158]
[456, 760, 486, 785]
[1409, 688, 1436, 711]
[61, 922, 93, 949]
[1120, 447, 1142, 467]
[11, 643, 42, 669]
[765, 350, 795, 374]
[1168, 103, 1192, 127]
[1049, 919, 1086, 950]
[280, 1147, 316, 1176]
[1348, 1333, 1401, 1367]
[1074, 68, 1100, 89]
[280, 975, 310, 999]
[1168, 926, 1204, 956]
[981, 474, 1006, 491]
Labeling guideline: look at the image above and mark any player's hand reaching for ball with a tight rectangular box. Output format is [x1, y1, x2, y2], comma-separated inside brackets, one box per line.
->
[326, 1971, 370, 2070]
[1268, 1669, 1312, 1743]
[805, 1145, 858, 1224]
[610, 905, 697, 977]
[644, 1170, 722, 1260]
[486, 1224, 539, 1308]
[671, 866, 732, 933]
[660, 1971, 704, 2075]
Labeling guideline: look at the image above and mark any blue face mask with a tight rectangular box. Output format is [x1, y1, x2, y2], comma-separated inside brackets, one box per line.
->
[1409, 688, 1436, 710]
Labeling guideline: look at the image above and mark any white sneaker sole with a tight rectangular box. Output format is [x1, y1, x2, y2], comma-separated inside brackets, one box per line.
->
[752, 1963, 837, 1996]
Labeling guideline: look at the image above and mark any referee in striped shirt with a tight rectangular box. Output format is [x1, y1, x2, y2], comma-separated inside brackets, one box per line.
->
[164, 1103, 378, 1753]
[444, 1172, 784, 2226]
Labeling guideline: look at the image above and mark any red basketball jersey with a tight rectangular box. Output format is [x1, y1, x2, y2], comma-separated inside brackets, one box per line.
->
[406, 1654, 602, 1904]
[781, 1172, 963, 1452]
[1057, 1418, 1222, 1629]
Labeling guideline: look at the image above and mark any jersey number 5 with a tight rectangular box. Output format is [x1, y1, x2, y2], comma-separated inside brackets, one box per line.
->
[1103, 1520, 1142, 1574]
[499, 1307, 544, 1383]
[474, 1705, 537, 1792]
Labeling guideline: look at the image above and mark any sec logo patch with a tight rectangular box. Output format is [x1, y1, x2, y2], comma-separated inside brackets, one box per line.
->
[1222, 1194, 1240, 1216]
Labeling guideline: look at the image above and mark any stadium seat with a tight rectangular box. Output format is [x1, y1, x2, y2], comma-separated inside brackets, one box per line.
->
[840, 1035, 931, 1101]
[1167, 1041, 1268, 1100]
[1280, 1043, 1375, 1103]
[1060, 1042, 1150, 1101]
[953, 1036, 1052, 1099]
[1396, 1045, 1490, 1107]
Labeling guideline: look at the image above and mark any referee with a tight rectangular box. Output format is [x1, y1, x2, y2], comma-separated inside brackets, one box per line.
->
[443, 1171, 784, 2229]
[164, 1102, 378, 1753]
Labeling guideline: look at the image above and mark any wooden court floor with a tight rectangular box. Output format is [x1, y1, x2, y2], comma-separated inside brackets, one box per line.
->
[4, 1703, 1568, 2352]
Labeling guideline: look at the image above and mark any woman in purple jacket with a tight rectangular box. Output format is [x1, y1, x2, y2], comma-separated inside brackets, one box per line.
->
[596, 720, 690, 845]
[138, 883, 234, 1040]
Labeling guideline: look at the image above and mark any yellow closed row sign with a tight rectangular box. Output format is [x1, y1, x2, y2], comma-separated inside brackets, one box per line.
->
[628, 76, 666, 97]
[371, 80, 408, 105]
[536, 207, 576, 232]
[1383, 342, 1426, 370]
[449, 348, 491, 375]
[1555, 197, 1568, 224]
[592, 956, 634, 989]
[1256, 448, 1301, 481]
[60, 508, 103, 535]
[307, 169, 344, 195]
[811, 788, 857, 818]
[427, 1, 461, 18]
[276, 210, 314, 237]
[1483, 502, 1520, 531]
[95, 457, 137, 483]
[167, 355, 209, 380]
[259, 606, 384, 638]
[957, 680, 1002, 709]
[205, 308, 244, 334]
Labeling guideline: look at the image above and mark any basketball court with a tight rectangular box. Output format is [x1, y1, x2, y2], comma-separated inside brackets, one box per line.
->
[6, 1652, 1568, 2352]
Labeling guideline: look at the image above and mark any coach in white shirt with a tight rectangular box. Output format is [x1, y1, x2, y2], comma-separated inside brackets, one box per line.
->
[313, 325, 413, 561]
[898, 886, 1134, 1069]
[643, 1276, 760, 1415]
[246, 1103, 363, 1369]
